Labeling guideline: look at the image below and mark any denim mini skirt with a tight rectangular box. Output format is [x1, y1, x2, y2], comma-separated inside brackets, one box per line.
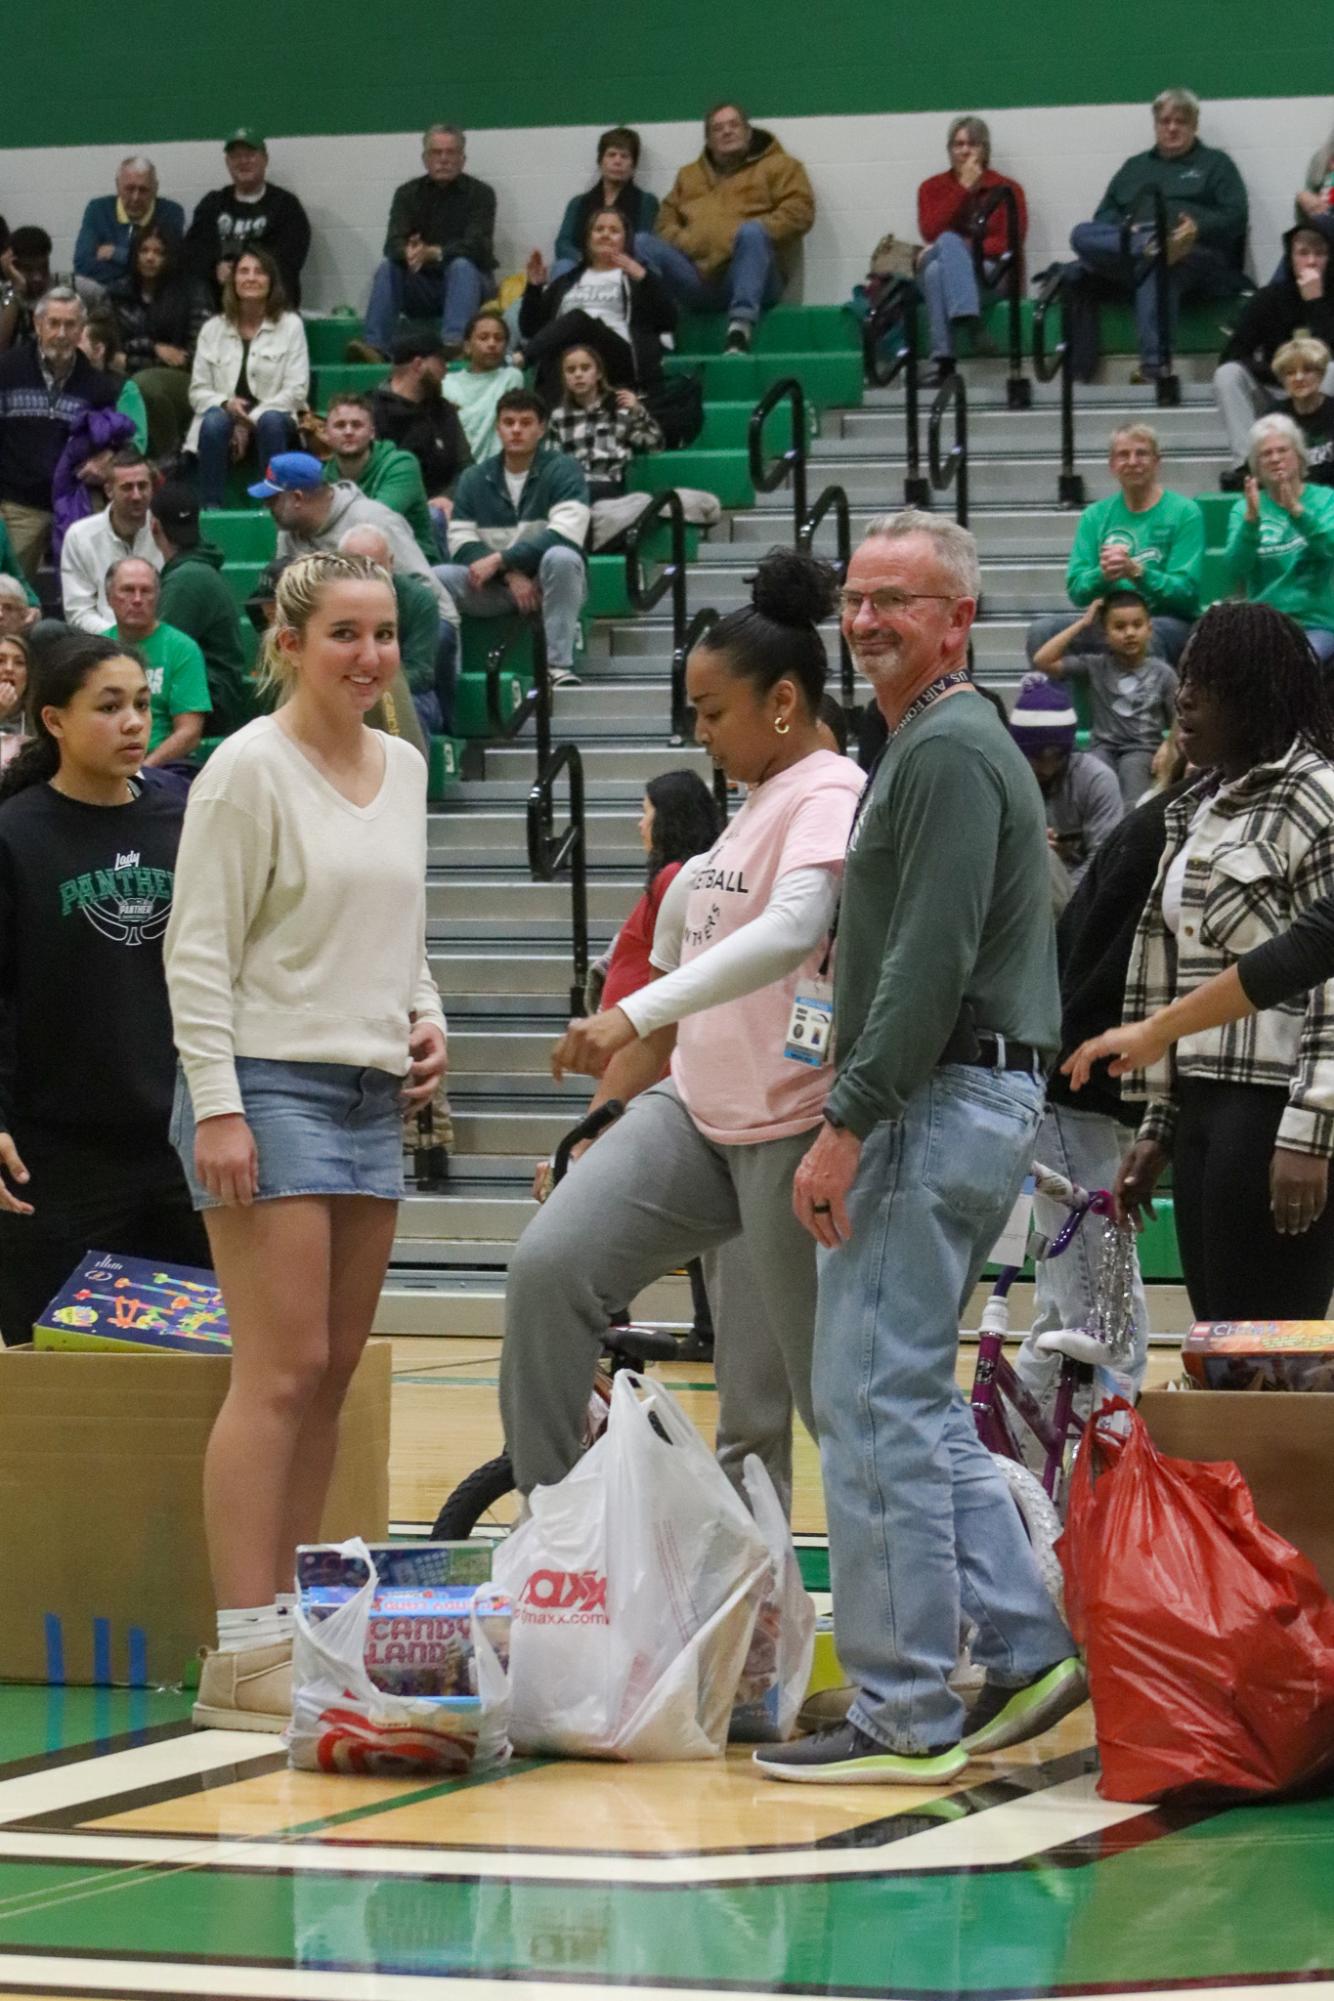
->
[171, 1057, 405, 1211]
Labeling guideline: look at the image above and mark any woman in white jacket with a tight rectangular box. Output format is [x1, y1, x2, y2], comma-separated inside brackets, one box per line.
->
[187, 247, 309, 506]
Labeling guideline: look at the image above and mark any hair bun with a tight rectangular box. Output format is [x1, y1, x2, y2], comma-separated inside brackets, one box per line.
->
[751, 547, 837, 629]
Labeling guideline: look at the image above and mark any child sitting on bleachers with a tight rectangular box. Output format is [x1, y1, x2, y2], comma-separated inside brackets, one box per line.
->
[441, 308, 522, 463]
[1030, 588, 1178, 806]
[549, 344, 720, 550]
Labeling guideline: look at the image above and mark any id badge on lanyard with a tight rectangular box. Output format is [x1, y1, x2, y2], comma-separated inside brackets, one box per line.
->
[784, 976, 833, 1066]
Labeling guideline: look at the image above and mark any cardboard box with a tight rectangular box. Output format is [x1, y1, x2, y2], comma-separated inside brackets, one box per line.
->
[0, 1339, 391, 1686]
[1140, 1389, 1334, 1595]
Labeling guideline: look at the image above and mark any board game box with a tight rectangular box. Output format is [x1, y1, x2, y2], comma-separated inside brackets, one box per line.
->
[1182, 1321, 1334, 1392]
[34, 1251, 229, 1355]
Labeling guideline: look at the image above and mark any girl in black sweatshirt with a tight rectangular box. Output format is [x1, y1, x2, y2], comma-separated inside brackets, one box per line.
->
[0, 632, 208, 1343]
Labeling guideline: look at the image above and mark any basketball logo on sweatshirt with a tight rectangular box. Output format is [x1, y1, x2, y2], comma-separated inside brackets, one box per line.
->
[57, 853, 174, 947]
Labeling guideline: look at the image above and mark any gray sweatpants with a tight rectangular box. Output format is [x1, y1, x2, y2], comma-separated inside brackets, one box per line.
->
[500, 1081, 817, 1496]
[1213, 358, 1334, 470]
[434, 544, 587, 669]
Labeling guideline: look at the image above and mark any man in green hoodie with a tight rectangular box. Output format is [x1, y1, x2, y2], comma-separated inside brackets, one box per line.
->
[149, 482, 252, 735]
[321, 392, 439, 562]
[1070, 88, 1248, 383]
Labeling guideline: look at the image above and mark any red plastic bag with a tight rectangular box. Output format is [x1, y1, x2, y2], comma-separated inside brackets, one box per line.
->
[1059, 1399, 1334, 1803]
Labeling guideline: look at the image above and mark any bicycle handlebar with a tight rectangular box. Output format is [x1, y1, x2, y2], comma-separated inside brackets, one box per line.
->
[552, 1099, 626, 1185]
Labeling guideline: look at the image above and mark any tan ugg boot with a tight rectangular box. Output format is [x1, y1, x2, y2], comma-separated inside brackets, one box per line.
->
[192, 1637, 293, 1733]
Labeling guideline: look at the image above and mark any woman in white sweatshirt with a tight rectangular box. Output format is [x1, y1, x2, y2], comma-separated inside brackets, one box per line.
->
[164, 550, 447, 1733]
[185, 246, 309, 506]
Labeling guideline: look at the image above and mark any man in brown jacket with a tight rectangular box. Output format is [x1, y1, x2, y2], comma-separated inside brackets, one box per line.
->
[634, 104, 815, 353]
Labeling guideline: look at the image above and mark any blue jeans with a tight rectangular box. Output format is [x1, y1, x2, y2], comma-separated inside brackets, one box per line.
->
[633, 221, 782, 325]
[363, 257, 488, 351]
[1069, 220, 1239, 373]
[917, 232, 1000, 358]
[194, 406, 295, 509]
[434, 546, 587, 669]
[1307, 627, 1334, 663]
[812, 1065, 1074, 1753]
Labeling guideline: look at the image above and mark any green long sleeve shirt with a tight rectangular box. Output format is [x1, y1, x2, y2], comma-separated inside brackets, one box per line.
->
[827, 693, 1060, 1140]
[1094, 141, 1248, 263]
[1224, 485, 1334, 630]
[325, 439, 437, 564]
[1065, 488, 1203, 620]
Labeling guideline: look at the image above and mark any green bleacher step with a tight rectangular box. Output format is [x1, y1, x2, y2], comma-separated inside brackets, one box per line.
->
[304, 316, 363, 366]
[586, 556, 635, 618]
[459, 613, 533, 679]
[311, 362, 392, 407]
[453, 670, 524, 737]
[677, 306, 860, 356]
[202, 510, 276, 563]
[427, 734, 465, 799]
[665, 349, 863, 408]
[222, 561, 266, 608]
[628, 449, 754, 510]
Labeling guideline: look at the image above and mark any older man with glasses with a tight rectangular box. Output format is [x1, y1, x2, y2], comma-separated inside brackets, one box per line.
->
[73, 156, 185, 302]
[756, 511, 1084, 1787]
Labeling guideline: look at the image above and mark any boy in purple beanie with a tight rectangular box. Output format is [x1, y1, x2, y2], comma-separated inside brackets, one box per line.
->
[1009, 674, 1124, 885]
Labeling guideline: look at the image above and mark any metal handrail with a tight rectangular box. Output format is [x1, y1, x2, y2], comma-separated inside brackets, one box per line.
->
[670, 603, 718, 746]
[482, 616, 548, 759]
[1118, 185, 1180, 407]
[624, 484, 688, 672]
[527, 742, 589, 1017]
[748, 376, 808, 540]
[967, 183, 1030, 411]
[927, 372, 969, 529]
[862, 277, 930, 505]
[1031, 276, 1086, 507]
[799, 483, 855, 712]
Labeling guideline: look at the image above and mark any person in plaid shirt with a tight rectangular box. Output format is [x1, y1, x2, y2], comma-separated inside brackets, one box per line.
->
[1114, 601, 1334, 1318]
[549, 344, 719, 551]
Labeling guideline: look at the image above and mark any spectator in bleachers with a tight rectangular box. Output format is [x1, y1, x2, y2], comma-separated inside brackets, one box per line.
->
[61, 448, 159, 633]
[73, 157, 184, 301]
[371, 333, 472, 521]
[0, 629, 29, 768]
[350, 126, 496, 364]
[111, 225, 210, 458]
[1031, 590, 1178, 806]
[1294, 127, 1334, 224]
[338, 522, 457, 740]
[441, 309, 523, 462]
[77, 314, 147, 456]
[0, 228, 68, 355]
[0, 288, 118, 581]
[150, 482, 252, 735]
[438, 388, 589, 689]
[635, 104, 814, 355]
[550, 344, 720, 549]
[1026, 423, 1202, 667]
[322, 392, 437, 562]
[103, 556, 210, 766]
[186, 129, 312, 311]
[1009, 674, 1124, 887]
[0, 573, 37, 634]
[249, 450, 456, 618]
[915, 116, 1027, 386]
[1069, 89, 1248, 385]
[1213, 218, 1334, 486]
[553, 128, 659, 274]
[185, 249, 309, 507]
[1274, 338, 1334, 486]
[1225, 415, 1334, 659]
[519, 209, 676, 398]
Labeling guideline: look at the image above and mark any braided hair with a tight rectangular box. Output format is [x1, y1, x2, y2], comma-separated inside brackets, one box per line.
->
[1177, 601, 1334, 767]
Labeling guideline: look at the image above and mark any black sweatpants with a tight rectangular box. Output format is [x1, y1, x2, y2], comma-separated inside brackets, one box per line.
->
[0, 1124, 210, 1346]
[1171, 1078, 1334, 1320]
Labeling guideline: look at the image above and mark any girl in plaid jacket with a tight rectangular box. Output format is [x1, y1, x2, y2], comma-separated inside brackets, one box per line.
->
[1114, 603, 1334, 1318]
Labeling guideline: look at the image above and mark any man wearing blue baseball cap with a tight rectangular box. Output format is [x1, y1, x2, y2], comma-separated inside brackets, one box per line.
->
[249, 452, 455, 620]
[186, 129, 312, 308]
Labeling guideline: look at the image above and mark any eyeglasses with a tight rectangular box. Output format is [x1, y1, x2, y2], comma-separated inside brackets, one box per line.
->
[836, 588, 958, 618]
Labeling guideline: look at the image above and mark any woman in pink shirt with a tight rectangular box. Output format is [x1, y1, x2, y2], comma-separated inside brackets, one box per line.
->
[500, 551, 865, 1497]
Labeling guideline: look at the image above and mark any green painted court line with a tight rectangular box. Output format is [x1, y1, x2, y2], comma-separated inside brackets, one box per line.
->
[1, 1796, 1332, 1988]
[279, 1756, 549, 1839]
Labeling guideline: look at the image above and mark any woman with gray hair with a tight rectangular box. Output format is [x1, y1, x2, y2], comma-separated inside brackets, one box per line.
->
[915, 116, 1027, 386]
[1225, 413, 1334, 658]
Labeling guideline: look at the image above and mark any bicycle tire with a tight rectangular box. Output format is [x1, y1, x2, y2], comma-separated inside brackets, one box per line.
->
[992, 1452, 1066, 1612]
[431, 1454, 516, 1540]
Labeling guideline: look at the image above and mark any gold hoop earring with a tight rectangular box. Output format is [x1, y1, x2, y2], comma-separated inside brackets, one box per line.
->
[774, 715, 790, 736]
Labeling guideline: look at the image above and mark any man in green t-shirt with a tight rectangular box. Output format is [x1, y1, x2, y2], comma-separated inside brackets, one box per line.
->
[104, 556, 211, 764]
[1026, 421, 1203, 666]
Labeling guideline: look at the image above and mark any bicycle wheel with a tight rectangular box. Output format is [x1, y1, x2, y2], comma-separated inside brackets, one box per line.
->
[431, 1454, 516, 1540]
[992, 1452, 1065, 1612]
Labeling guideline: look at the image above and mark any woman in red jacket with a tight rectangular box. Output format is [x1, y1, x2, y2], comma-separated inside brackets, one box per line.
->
[916, 116, 1027, 386]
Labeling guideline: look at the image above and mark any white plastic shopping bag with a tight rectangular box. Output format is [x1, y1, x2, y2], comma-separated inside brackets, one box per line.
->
[288, 1537, 511, 1776]
[729, 1455, 817, 1742]
[493, 1373, 770, 1759]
